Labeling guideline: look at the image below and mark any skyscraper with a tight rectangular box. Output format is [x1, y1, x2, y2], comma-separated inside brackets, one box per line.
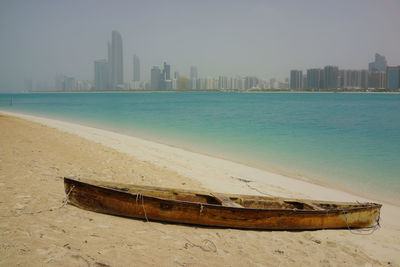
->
[219, 76, 228, 89]
[386, 66, 400, 90]
[244, 76, 258, 90]
[323, 66, 339, 89]
[340, 70, 361, 89]
[94, 59, 108, 91]
[360, 70, 368, 89]
[290, 70, 303, 89]
[108, 30, 123, 89]
[190, 66, 198, 90]
[107, 42, 112, 89]
[151, 66, 161, 90]
[369, 53, 387, 73]
[306, 68, 322, 90]
[161, 62, 171, 90]
[163, 62, 171, 80]
[369, 71, 386, 89]
[133, 55, 140, 82]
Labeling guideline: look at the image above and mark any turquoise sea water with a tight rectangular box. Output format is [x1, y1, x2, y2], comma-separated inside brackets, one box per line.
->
[1, 92, 399, 204]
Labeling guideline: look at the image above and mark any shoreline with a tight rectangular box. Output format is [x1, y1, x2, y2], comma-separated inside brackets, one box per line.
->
[1, 111, 400, 265]
[1, 109, 399, 208]
[2, 109, 399, 209]
[1, 90, 400, 94]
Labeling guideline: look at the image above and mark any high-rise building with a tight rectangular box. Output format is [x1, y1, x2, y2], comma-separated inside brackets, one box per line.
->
[107, 42, 112, 88]
[369, 53, 387, 73]
[190, 66, 197, 79]
[151, 66, 161, 90]
[190, 66, 198, 90]
[306, 68, 322, 89]
[159, 62, 171, 90]
[340, 70, 362, 89]
[290, 70, 303, 89]
[339, 70, 346, 88]
[323, 66, 339, 89]
[163, 62, 171, 81]
[386, 66, 400, 90]
[360, 70, 368, 89]
[173, 72, 179, 90]
[205, 77, 213, 90]
[369, 71, 386, 89]
[133, 55, 140, 82]
[302, 76, 307, 90]
[108, 30, 123, 89]
[94, 59, 109, 91]
[244, 76, 258, 90]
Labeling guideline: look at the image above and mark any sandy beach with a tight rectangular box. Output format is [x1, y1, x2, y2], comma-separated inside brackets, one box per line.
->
[1, 111, 399, 266]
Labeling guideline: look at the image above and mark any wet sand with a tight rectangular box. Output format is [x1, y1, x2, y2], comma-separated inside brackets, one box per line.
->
[1, 112, 399, 266]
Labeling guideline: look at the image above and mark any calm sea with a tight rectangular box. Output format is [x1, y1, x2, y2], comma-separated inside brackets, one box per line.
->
[1, 92, 399, 204]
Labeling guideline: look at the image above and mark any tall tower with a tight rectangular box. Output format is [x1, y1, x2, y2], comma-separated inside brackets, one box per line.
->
[323, 65, 339, 89]
[133, 55, 140, 82]
[107, 42, 112, 89]
[163, 62, 171, 80]
[369, 53, 387, 73]
[108, 30, 123, 89]
[306, 69, 322, 90]
[290, 70, 303, 89]
[190, 66, 198, 90]
[94, 59, 108, 91]
[160, 62, 171, 90]
[151, 66, 161, 90]
[386, 66, 400, 90]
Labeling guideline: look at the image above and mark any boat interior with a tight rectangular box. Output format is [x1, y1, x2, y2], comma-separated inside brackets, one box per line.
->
[66, 177, 378, 211]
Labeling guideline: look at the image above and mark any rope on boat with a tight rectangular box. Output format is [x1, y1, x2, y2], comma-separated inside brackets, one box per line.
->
[63, 185, 75, 207]
[341, 208, 381, 235]
[136, 193, 149, 222]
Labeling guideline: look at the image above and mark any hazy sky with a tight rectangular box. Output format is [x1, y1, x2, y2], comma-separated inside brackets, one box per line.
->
[1, 0, 400, 91]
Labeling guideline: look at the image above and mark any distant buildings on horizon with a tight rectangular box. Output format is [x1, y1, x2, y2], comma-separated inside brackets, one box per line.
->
[25, 31, 400, 92]
[289, 54, 400, 91]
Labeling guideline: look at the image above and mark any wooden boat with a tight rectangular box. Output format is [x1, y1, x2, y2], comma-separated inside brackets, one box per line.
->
[64, 177, 381, 230]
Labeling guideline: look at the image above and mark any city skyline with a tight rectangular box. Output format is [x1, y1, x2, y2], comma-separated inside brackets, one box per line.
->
[39, 29, 400, 91]
[19, 49, 400, 91]
[92, 46, 399, 91]
[17, 42, 400, 92]
[1, 0, 400, 92]
[16, 34, 400, 92]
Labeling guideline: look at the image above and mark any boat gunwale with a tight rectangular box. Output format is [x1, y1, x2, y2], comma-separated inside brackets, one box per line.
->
[64, 177, 382, 214]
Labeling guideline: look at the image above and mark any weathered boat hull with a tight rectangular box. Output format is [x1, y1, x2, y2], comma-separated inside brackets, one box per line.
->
[64, 177, 381, 230]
